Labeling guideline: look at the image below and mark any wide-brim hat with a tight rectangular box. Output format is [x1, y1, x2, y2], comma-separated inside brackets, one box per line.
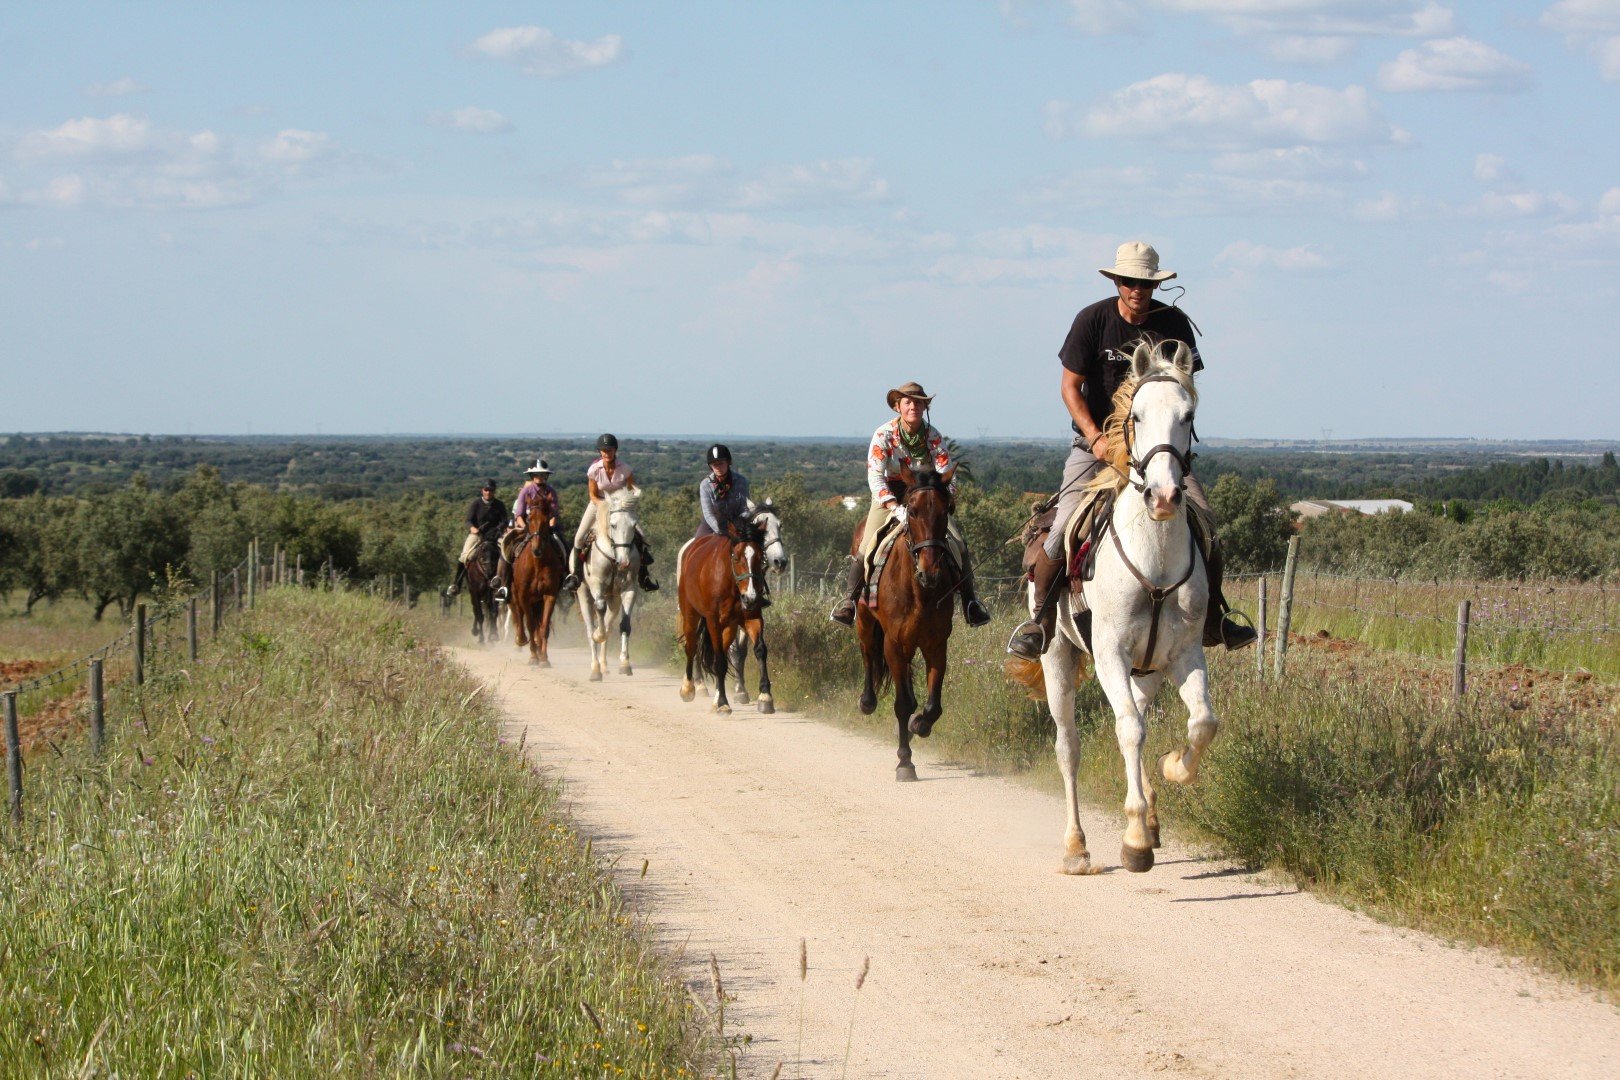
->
[524, 456, 551, 476]
[1099, 241, 1176, 283]
[886, 381, 935, 410]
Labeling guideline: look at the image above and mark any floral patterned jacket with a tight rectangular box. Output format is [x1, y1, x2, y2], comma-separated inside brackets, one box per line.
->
[866, 419, 955, 504]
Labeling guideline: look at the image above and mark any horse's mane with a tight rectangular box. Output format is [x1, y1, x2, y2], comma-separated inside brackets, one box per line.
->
[1084, 339, 1198, 496]
[606, 485, 642, 512]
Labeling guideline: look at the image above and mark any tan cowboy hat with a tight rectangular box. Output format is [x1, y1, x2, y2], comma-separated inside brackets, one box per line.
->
[886, 380, 935, 410]
[1099, 241, 1176, 283]
[524, 456, 551, 476]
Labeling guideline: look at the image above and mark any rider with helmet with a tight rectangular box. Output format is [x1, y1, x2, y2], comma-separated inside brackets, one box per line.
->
[445, 478, 507, 598]
[829, 381, 992, 629]
[564, 433, 659, 593]
[696, 444, 754, 538]
[493, 457, 566, 601]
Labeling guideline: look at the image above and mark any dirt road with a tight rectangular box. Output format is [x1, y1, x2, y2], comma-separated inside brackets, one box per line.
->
[452, 642, 1618, 1079]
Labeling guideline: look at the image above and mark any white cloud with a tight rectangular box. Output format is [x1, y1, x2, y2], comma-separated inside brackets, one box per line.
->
[1063, 0, 1139, 33]
[1048, 1, 1455, 59]
[1263, 35, 1357, 64]
[1066, 74, 1407, 149]
[85, 76, 149, 98]
[428, 106, 513, 134]
[734, 159, 889, 209]
[1214, 241, 1339, 272]
[1542, 1, 1620, 81]
[469, 26, 623, 78]
[1213, 146, 1369, 179]
[1470, 190, 1579, 217]
[1378, 37, 1532, 92]
[1474, 153, 1511, 183]
[259, 129, 334, 165]
[578, 155, 892, 212]
[15, 114, 159, 163]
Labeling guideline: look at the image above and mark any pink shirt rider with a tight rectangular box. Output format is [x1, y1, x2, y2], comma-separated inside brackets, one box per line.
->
[588, 457, 632, 496]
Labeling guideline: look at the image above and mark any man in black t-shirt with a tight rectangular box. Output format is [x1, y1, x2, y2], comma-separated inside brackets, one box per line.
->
[1008, 241, 1256, 660]
[446, 479, 508, 598]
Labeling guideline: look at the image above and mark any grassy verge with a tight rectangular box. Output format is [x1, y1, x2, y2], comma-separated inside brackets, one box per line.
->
[0, 589, 705, 1076]
[637, 586, 1619, 996]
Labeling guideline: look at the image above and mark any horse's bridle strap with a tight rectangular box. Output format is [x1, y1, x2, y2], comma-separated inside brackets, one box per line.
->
[1110, 525, 1199, 676]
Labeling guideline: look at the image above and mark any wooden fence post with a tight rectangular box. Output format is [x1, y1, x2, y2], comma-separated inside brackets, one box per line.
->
[1256, 576, 1268, 676]
[232, 567, 241, 612]
[134, 603, 147, 688]
[247, 541, 257, 610]
[403, 574, 411, 607]
[1454, 599, 1471, 699]
[211, 570, 221, 638]
[1273, 536, 1300, 678]
[4, 691, 20, 826]
[788, 553, 797, 593]
[89, 659, 105, 757]
[296, 553, 303, 587]
[187, 598, 199, 663]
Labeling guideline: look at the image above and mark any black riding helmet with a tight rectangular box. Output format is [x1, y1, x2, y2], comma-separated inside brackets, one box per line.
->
[706, 443, 731, 465]
[481, 478, 497, 491]
[596, 433, 618, 451]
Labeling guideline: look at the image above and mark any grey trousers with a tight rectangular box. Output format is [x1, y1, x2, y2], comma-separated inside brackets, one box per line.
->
[1043, 437, 1211, 559]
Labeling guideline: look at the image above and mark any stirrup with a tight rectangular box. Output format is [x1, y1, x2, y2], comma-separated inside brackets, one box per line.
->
[493, 586, 508, 602]
[829, 598, 856, 627]
[963, 598, 991, 628]
[1218, 609, 1258, 650]
[1005, 619, 1048, 661]
[562, 574, 580, 591]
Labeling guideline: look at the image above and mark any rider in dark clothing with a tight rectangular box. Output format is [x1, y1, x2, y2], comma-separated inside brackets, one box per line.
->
[446, 480, 508, 597]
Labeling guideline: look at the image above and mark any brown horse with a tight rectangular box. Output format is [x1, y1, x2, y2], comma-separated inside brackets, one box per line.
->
[677, 521, 770, 715]
[510, 519, 565, 666]
[854, 462, 960, 781]
[465, 537, 503, 644]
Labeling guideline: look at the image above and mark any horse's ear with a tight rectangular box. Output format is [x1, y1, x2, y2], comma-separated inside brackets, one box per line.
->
[1129, 340, 1156, 381]
[1165, 340, 1195, 377]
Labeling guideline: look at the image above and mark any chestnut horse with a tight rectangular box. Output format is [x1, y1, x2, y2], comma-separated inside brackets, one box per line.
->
[854, 462, 960, 781]
[465, 537, 503, 643]
[677, 519, 769, 715]
[510, 518, 565, 667]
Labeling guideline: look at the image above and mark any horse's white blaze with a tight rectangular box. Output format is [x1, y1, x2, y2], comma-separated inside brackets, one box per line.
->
[741, 544, 758, 605]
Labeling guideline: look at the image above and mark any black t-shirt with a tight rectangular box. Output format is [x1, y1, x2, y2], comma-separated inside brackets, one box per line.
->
[466, 496, 508, 538]
[1058, 297, 1204, 432]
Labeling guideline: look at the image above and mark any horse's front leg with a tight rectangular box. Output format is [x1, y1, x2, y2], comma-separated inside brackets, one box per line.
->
[1042, 630, 1097, 875]
[887, 640, 917, 781]
[745, 616, 773, 715]
[1160, 648, 1218, 786]
[535, 595, 555, 667]
[1094, 642, 1154, 872]
[908, 629, 947, 738]
[580, 591, 604, 681]
[1131, 671, 1166, 849]
[678, 607, 699, 702]
[728, 631, 749, 706]
[617, 591, 635, 675]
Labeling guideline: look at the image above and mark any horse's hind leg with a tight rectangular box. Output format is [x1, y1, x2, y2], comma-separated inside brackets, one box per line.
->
[1160, 653, 1218, 786]
[535, 597, 554, 667]
[1042, 634, 1096, 875]
[678, 609, 699, 702]
[617, 600, 634, 675]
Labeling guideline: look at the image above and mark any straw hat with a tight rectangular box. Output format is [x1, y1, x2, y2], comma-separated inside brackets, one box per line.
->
[524, 457, 551, 476]
[886, 381, 935, 410]
[1099, 241, 1176, 283]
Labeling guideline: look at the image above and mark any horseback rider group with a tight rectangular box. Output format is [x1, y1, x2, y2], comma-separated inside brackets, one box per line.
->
[449, 239, 1255, 659]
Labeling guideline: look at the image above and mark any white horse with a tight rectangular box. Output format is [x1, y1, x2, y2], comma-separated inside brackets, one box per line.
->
[721, 505, 789, 707]
[577, 486, 644, 681]
[1037, 339, 1218, 875]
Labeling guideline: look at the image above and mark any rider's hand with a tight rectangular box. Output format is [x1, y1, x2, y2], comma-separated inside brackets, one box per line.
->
[892, 505, 908, 526]
[1090, 432, 1110, 460]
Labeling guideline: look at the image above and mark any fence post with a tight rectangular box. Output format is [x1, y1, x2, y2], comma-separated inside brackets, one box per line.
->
[1273, 536, 1300, 678]
[89, 659, 105, 757]
[403, 574, 411, 607]
[134, 603, 147, 688]
[296, 553, 303, 587]
[211, 571, 221, 638]
[788, 553, 797, 593]
[1256, 576, 1268, 676]
[232, 567, 241, 612]
[247, 541, 257, 610]
[187, 598, 199, 663]
[1453, 599, 1471, 699]
[4, 691, 20, 826]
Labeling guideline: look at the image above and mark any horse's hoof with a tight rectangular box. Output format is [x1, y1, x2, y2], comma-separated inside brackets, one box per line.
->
[619, 664, 633, 675]
[733, 691, 749, 705]
[538, 659, 550, 669]
[757, 696, 774, 715]
[589, 670, 603, 683]
[679, 682, 696, 702]
[515, 634, 528, 647]
[858, 695, 876, 716]
[1160, 750, 1196, 785]
[1060, 853, 1097, 876]
[1147, 821, 1162, 849]
[895, 764, 918, 782]
[1121, 845, 1155, 873]
[713, 704, 731, 716]
[908, 715, 935, 738]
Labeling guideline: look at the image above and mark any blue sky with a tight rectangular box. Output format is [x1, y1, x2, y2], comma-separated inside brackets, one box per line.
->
[3, 2, 1618, 440]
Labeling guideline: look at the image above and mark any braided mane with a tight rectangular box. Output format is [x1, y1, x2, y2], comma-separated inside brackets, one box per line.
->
[1085, 339, 1198, 496]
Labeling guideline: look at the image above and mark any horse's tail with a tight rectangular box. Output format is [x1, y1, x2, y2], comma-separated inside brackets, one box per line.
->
[694, 616, 725, 680]
[869, 622, 891, 692]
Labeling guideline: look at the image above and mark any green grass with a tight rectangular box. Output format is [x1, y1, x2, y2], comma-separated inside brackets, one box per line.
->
[0, 589, 706, 1076]
[639, 583, 1620, 996]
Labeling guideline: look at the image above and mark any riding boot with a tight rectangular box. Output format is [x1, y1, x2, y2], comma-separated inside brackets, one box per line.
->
[562, 549, 583, 592]
[829, 558, 865, 626]
[492, 556, 510, 603]
[635, 536, 660, 592]
[444, 563, 466, 599]
[1201, 540, 1258, 650]
[956, 549, 991, 627]
[1007, 549, 1064, 661]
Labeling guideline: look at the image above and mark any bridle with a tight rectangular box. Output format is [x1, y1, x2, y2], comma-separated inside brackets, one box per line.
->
[1121, 374, 1195, 499]
[593, 505, 637, 566]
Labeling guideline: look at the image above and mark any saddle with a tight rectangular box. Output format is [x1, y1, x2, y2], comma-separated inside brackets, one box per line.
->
[1020, 490, 1116, 609]
[860, 517, 906, 608]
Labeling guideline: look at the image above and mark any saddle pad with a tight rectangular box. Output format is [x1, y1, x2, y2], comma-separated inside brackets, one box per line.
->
[860, 518, 904, 608]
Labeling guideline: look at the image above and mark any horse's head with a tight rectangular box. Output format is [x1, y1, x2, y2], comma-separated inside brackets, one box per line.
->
[898, 462, 954, 588]
[750, 504, 788, 572]
[1123, 339, 1198, 521]
[728, 534, 768, 612]
[602, 486, 642, 569]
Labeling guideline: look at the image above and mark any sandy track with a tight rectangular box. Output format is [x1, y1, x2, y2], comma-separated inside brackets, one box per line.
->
[451, 642, 1618, 1079]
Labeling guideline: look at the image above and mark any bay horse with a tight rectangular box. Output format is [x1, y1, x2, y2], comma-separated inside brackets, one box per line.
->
[854, 461, 961, 781]
[721, 505, 789, 707]
[675, 508, 784, 714]
[577, 486, 644, 681]
[509, 516, 565, 667]
[465, 537, 503, 644]
[1037, 339, 1216, 875]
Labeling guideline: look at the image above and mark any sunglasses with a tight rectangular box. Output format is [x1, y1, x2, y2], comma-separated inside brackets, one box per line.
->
[1116, 277, 1158, 291]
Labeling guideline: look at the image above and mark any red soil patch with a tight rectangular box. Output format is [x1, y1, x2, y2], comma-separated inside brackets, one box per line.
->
[1, 658, 52, 685]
